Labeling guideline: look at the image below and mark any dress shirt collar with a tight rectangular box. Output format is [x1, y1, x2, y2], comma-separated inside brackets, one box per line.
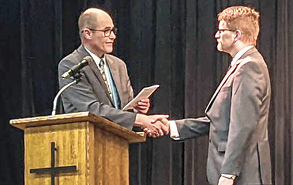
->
[230, 45, 254, 67]
[84, 47, 106, 69]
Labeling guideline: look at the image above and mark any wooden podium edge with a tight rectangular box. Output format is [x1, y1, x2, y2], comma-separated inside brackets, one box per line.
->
[10, 111, 146, 143]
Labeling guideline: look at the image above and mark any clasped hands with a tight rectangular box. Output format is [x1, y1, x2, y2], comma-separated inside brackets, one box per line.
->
[133, 98, 170, 138]
[135, 113, 170, 138]
[144, 115, 170, 137]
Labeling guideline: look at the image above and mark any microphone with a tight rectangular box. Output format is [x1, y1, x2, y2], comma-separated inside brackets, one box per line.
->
[62, 56, 92, 79]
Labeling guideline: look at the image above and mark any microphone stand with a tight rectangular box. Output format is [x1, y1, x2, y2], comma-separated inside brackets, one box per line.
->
[52, 73, 82, 115]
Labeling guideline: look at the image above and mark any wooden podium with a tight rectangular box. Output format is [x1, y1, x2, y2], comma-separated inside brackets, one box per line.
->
[10, 111, 146, 185]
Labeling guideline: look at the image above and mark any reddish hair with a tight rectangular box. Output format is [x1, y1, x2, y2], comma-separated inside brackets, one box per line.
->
[218, 6, 260, 45]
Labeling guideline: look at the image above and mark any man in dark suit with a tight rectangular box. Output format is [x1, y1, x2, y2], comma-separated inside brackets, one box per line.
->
[153, 6, 272, 185]
[58, 8, 168, 135]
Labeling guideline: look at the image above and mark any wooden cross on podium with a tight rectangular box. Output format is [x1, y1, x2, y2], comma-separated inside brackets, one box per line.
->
[30, 142, 77, 185]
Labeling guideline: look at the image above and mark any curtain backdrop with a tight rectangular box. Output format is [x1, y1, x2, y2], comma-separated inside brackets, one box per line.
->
[1, 0, 292, 184]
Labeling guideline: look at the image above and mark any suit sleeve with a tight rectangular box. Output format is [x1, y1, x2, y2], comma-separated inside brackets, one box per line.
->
[220, 61, 265, 175]
[58, 58, 136, 130]
[175, 116, 210, 140]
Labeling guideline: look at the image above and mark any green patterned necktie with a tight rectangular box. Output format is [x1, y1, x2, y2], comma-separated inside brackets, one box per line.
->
[99, 58, 113, 100]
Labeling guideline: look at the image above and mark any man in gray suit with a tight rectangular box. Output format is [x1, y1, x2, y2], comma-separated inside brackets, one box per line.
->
[58, 8, 168, 135]
[153, 6, 272, 185]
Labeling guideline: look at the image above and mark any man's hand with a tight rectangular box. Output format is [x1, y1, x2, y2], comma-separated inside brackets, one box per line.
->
[218, 176, 234, 185]
[134, 114, 167, 136]
[144, 115, 170, 138]
[133, 98, 150, 114]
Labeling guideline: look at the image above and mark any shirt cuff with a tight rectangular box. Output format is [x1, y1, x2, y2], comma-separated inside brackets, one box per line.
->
[221, 174, 236, 180]
[169, 120, 180, 140]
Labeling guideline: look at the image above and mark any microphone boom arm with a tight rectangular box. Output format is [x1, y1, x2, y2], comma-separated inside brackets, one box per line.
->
[52, 74, 81, 115]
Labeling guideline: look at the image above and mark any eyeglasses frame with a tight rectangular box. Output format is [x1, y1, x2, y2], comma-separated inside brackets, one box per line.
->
[82, 27, 118, 37]
[217, 28, 237, 34]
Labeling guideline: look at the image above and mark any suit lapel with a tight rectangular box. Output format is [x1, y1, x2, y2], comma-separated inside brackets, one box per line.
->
[80, 47, 115, 106]
[205, 47, 257, 112]
[205, 64, 237, 112]
[88, 59, 110, 92]
[105, 55, 122, 101]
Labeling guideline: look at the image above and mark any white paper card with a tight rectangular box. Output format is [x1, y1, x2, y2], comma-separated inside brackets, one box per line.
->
[122, 85, 160, 111]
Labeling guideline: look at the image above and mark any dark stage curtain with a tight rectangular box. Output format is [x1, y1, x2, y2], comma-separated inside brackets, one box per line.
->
[1, 0, 292, 184]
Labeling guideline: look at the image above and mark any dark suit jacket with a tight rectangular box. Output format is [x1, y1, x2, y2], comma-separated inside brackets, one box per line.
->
[58, 45, 136, 130]
[175, 47, 272, 185]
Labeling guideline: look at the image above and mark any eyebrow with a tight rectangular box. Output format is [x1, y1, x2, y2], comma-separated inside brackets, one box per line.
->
[102, 26, 114, 29]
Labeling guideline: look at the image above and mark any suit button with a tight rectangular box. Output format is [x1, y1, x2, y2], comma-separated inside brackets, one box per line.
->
[209, 139, 211, 143]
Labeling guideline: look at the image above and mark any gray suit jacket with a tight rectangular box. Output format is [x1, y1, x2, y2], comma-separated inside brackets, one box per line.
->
[58, 45, 136, 130]
[176, 47, 272, 185]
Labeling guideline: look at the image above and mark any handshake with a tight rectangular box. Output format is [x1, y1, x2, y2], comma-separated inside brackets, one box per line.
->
[133, 98, 171, 138]
[135, 114, 170, 138]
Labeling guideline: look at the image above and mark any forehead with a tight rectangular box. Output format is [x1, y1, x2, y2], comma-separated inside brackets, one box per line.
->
[96, 13, 114, 29]
[218, 20, 228, 28]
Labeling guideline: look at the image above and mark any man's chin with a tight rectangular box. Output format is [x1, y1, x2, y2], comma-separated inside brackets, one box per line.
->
[217, 45, 223, 52]
[105, 48, 113, 54]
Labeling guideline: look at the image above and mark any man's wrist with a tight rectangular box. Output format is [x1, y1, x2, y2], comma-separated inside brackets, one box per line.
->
[134, 114, 145, 128]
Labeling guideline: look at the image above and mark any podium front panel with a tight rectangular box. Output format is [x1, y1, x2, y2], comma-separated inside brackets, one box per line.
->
[25, 122, 90, 185]
[24, 121, 130, 185]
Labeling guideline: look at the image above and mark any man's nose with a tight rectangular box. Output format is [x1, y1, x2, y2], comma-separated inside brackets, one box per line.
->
[215, 31, 220, 39]
[109, 31, 116, 39]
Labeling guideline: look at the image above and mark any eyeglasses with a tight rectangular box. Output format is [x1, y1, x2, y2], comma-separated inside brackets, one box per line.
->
[217, 29, 236, 34]
[85, 27, 118, 37]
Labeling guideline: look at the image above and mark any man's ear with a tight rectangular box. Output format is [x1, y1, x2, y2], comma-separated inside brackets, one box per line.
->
[82, 29, 92, 40]
[234, 30, 242, 41]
